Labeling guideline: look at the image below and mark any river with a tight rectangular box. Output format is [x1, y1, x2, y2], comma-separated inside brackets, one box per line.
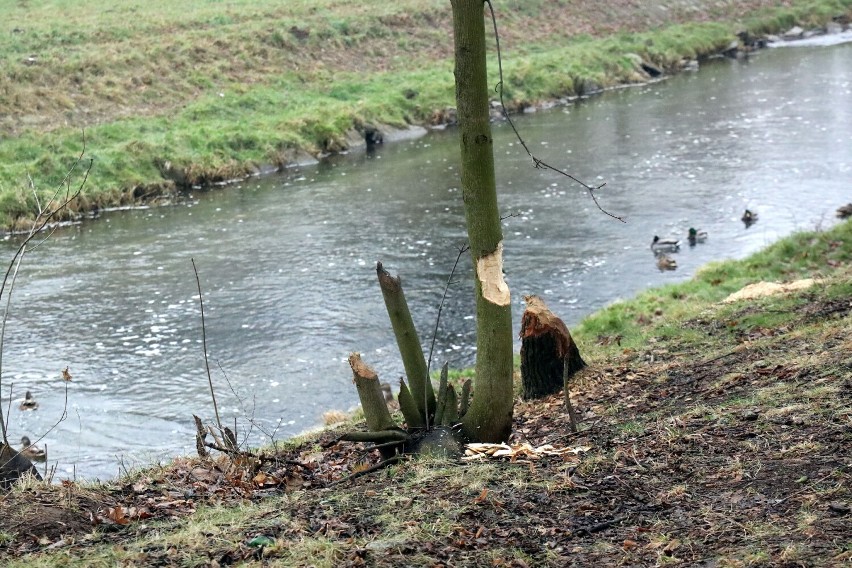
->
[5, 39, 850, 480]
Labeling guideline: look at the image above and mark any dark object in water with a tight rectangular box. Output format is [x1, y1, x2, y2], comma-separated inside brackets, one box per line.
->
[742, 209, 758, 227]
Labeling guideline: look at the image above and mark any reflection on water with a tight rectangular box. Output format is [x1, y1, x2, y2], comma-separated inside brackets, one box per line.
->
[4, 42, 850, 480]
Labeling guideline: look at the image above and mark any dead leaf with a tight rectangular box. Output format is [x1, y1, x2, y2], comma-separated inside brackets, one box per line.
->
[473, 488, 489, 504]
[61, 366, 72, 381]
[106, 505, 130, 525]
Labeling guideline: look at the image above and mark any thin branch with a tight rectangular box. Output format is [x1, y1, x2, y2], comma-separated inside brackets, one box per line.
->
[0, 250, 26, 444]
[425, 243, 470, 429]
[0, 135, 91, 447]
[485, 0, 625, 223]
[2, 383, 13, 445]
[191, 258, 222, 431]
[331, 454, 406, 485]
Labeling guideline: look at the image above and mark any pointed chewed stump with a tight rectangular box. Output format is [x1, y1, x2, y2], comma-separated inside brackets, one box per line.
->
[519, 295, 586, 401]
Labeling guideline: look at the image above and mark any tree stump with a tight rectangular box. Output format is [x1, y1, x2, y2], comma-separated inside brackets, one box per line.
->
[520, 295, 586, 400]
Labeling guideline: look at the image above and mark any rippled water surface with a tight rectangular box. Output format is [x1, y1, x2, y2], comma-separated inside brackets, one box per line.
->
[6, 41, 850, 479]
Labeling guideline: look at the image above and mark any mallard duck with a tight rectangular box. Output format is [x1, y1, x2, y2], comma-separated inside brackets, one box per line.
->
[20, 436, 46, 462]
[741, 209, 758, 226]
[651, 235, 680, 252]
[656, 254, 677, 271]
[688, 227, 708, 245]
[836, 203, 852, 219]
[19, 391, 38, 411]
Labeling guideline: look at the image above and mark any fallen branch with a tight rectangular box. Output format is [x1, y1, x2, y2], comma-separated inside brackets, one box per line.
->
[331, 455, 406, 486]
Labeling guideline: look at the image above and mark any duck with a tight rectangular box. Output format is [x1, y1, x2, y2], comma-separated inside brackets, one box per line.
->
[20, 436, 46, 462]
[651, 235, 681, 252]
[741, 209, 758, 226]
[19, 391, 38, 411]
[656, 254, 678, 271]
[687, 227, 708, 246]
[836, 203, 852, 219]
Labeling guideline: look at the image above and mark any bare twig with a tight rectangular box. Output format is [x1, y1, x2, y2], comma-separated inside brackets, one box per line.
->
[484, 0, 625, 223]
[572, 515, 628, 537]
[191, 258, 222, 431]
[425, 243, 470, 429]
[426, 243, 470, 377]
[216, 360, 284, 448]
[331, 454, 406, 485]
[0, 136, 91, 448]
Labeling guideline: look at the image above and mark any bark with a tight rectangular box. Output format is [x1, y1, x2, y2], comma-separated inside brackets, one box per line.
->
[193, 414, 210, 458]
[520, 295, 586, 400]
[340, 430, 410, 443]
[459, 379, 472, 417]
[376, 262, 436, 424]
[442, 385, 459, 426]
[398, 378, 425, 429]
[452, 0, 514, 443]
[349, 352, 397, 434]
[434, 362, 449, 426]
[348, 352, 409, 459]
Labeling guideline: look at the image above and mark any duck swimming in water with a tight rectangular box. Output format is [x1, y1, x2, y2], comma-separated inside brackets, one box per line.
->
[741, 209, 758, 226]
[836, 203, 852, 219]
[19, 391, 38, 411]
[20, 436, 46, 462]
[651, 235, 680, 252]
[688, 227, 708, 246]
[656, 254, 677, 271]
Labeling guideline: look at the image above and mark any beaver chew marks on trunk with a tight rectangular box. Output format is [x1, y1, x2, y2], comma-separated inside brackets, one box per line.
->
[519, 295, 586, 400]
[476, 241, 510, 306]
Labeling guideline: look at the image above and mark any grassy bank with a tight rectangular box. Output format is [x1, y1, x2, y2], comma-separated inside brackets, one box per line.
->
[1, 0, 851, 229]
[1, 218, 848, 566]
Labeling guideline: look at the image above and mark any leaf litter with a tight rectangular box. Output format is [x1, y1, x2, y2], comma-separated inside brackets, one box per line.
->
[0, 275, 849, 566]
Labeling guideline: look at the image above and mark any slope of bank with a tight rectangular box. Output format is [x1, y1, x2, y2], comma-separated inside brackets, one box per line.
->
[1, 219, 848, 566]
[1, 0, 851, 229]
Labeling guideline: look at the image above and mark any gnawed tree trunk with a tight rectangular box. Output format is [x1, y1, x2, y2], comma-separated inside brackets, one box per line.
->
[342, 353, 466, 461]
[520, 295, 586, 400]
[377, 262, 436, 426]
[452, 0, 514, 444]
[341, 353, 408, 459]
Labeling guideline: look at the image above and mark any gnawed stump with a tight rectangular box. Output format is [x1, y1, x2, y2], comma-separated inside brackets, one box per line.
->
[520, 295, 586, 400]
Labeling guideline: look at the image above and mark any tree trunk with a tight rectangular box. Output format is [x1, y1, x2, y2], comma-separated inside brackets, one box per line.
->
[377, 262, 435, 425]
[520, 295, 586, 400]
[346, 353, 406, 459]
[452, 0, 514, 443]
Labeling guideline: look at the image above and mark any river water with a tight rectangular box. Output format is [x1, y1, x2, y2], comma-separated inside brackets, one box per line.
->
[5, 40, 850, 480]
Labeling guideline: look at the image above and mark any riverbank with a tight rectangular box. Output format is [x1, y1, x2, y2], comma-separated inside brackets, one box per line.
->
[1, 0, 851, 230]
[1, 218, 848, 566]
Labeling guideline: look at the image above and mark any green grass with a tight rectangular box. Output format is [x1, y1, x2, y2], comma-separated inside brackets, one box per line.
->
[1, 0, 850, 228]
[573, 219, 852, 355]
